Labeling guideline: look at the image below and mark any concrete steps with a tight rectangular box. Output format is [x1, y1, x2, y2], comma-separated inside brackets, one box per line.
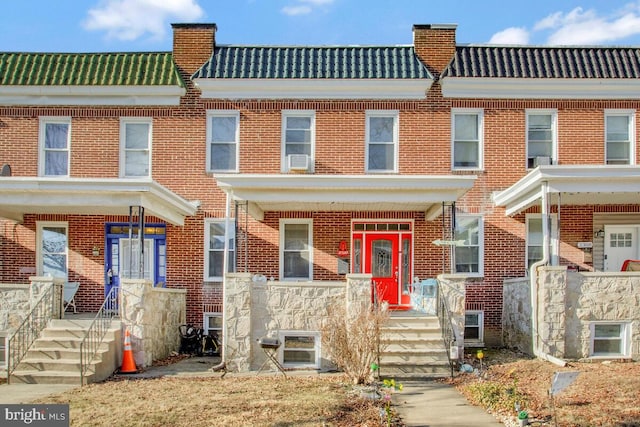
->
[379, 314, 452, 379]
[10, 318, 122, 385]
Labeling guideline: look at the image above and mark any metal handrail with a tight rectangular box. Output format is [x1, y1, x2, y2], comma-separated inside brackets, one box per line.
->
[436, 279, 457, 378]
[79, 286, 118, 385]
[6, 283, 60, 384]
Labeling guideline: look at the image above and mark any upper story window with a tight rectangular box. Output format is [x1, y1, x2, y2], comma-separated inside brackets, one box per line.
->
[207, 110, 239, 173]
[204, 219, 236, 282]
[37, 221, 68, 279]
[453, 214, 483, 276]
[39, 117, 71, 177]
[366, 111, 398, 173]
[282, 111, 315, 172]
[526, 110, 557, 168]
[452, 110, 483, 170]
[280, 219, 313, 280]
[120, 118, 152, 178]
[605, 110, 635, 165]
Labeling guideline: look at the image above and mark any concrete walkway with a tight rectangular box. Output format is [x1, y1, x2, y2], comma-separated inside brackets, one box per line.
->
[393, 380, 505, 427]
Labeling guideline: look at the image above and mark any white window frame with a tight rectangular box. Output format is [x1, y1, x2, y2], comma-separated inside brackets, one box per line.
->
[605, 109, 636, 165]
[453, 214, 484, 277]
[120, 117, 152, 178]
[451, 109, 483, 170]
[526, 109, 557, 169]
[278, 330, 321, 369]
[464, 310, 484, 343]
[203, 312, 223, 338]
[204, 218, 236, 282]
[206, 110, 240, 173]
[36, 221, 68, 279]
[279, 219, 313, 280]
[525, 214, 559, 271]
[38, 116, 71, 177]
[0, 331, 7, 369]
[365, 110, 399, 173]
[281, 110, 315, 172]
[589, 321, 631, 358]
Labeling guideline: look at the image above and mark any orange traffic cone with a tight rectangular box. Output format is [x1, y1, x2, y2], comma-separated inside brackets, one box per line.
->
[119, 328, 138, 374]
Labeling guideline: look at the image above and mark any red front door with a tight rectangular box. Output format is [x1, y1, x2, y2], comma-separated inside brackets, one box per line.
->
[365, 233, 400, 305]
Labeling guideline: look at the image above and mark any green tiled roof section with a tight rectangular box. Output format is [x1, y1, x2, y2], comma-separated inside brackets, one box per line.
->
[194, 46, 432, 79]
[0, 52, 184, 86]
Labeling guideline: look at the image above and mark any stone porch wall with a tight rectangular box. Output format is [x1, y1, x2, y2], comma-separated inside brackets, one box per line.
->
[435, 276, 467, 346]
[224, 273, 371, 373]
[503, 267, 640, 361]
[0, 277, 64, 334]
[120, 279, 186, 367]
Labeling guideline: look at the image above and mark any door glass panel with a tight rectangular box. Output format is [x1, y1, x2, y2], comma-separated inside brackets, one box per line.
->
[371, 239, 392, 278]
[353, 238, 362, 273]
[402, 238, 410, 294]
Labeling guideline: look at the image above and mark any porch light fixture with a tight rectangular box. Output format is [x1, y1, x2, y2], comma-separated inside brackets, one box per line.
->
[594, 229, 605, 238]
[92, 246, 100, 256]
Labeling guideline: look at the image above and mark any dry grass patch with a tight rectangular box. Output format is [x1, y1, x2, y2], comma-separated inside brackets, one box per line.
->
[34, 375, 389, 427]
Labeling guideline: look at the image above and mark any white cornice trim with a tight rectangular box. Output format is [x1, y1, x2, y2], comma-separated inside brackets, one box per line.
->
[0, 85, 186, 105]
[441, 77, 640, 99]
[194, 78, 433, 100]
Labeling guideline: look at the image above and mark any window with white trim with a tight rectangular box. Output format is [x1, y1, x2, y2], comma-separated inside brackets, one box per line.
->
[453, 215, 483, 276]
[204, 219, 235, 281]
[39, 117, 71, 177]
[278, 331, 320, 368]
[120, 118, 152, 177]
[464, 311, 484, 343]
[203, 312, 222, 338]
[526, 214, 559, 271]
[605, 110, 635, 165]
[207, 110, 239, 172]
[37, 221, 68, 279]
[590, 322, 631, 357]
[452, 110, 483, 169]
[282, 110, 315, 172]
[0, 332, 7, 369]
[366, 111, 398, 173]
[280, 219, 313, 280]
[526, 110, 557, 168]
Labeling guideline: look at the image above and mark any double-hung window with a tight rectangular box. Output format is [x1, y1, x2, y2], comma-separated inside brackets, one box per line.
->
[452, 110, 483, 169]
[207, 111, 239, 172]
[280, 219, 313, 280]
[366, 111, 398, 173]
[464, 311, 484, 343]
[204, 219, 236, 281]
[282, 111, 314, 172]
[39, 117, 71, 177]
[526, 110, 557, 168]
[37, 221, 68, 279]
[605, 110, 635, 165]
[120, 118, 152, 177]
[526, 214, 559, 271]
[453, 215, 483, 276]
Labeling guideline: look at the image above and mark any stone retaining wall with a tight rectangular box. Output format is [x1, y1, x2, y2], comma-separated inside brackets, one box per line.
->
[0, 284, 30, 332]
[434, 276, 466, 345]
[502, 277, 533, 354]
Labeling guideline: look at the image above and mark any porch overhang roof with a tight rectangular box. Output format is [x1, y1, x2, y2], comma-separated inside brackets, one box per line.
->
[214, 174, 477, 220]
[493, 165, 640, 216]
[0, 177, 199, 226]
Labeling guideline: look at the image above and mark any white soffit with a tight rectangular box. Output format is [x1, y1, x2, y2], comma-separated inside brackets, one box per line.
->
[441, 78, 640, 99]
[194, 78, 433, 100]
[215, 174, 476, 220]
[0, 86, 186, 105]
[493, 165, 640, 216]
[0, 178, 198, 225]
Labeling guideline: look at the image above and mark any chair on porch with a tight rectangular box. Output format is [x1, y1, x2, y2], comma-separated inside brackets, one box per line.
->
[63, 282, 80, 313]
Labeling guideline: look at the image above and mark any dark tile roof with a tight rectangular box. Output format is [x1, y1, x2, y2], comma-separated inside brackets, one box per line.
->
[443, 45, 640, 78]
[193, 46, 432, 79]
[0, 52, 184, 86]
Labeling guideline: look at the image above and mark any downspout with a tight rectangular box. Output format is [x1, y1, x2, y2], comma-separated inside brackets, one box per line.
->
[221, 191, 232, 364]
[529, 181, 566, 367]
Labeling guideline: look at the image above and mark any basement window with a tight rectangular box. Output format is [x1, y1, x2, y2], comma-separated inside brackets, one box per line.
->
[0, 331, 6, 369]
[590, 322, 631, 358]
[464, 311, 484, 345]
[278, 331, 320, 369]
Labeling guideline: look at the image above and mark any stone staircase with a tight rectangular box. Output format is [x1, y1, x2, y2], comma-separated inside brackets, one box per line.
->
[10, 318, 122, 385]
[379, 313, 453, 379]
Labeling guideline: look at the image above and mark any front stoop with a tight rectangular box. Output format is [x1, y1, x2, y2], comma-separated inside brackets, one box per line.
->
[379, 314, 452, 379]
[11, 318, 122, 385]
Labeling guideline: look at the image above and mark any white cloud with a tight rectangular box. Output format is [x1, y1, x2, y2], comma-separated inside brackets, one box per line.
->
[488, 27, 530, 45]
[281, 0, 334, 16]
[83, 0, 205, 41]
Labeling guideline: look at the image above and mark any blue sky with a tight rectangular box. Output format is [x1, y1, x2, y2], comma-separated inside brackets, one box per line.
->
[2, 0, 640, 52]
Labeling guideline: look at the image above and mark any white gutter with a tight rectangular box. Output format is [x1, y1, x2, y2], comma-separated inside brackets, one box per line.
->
[529, 181, 567, 367]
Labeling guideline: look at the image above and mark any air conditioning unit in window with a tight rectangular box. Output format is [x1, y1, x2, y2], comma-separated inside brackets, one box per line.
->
[533, 156, 552, 167]
[287, 154, 310, 172]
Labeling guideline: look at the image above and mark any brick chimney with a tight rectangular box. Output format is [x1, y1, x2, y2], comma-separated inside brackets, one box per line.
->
[412, 24, 457, 77]
[171, 23, 217, 76]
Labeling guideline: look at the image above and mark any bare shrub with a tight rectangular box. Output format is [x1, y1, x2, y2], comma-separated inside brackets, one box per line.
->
[321, 300, 389, 384]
